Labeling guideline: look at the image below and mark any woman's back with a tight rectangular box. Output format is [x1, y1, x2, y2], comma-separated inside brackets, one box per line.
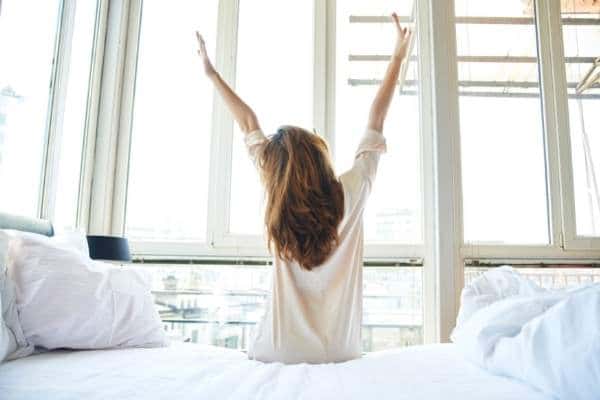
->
[248, 129, 386, 364]
[196, 14, 411, 364]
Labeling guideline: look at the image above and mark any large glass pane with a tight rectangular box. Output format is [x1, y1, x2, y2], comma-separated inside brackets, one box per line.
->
[229, 0, 314, 235]
[456, 0, 550, 244]
[126, 1, 218, 241]
[336, 0, 422, 243]
[146, 263, 422, 351]
[560, 1, 600, 236]
[0, 1, 60, 216]
[53, 1, 99, 229]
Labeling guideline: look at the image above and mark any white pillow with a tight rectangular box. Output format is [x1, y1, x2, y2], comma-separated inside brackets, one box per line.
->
[0, 296, 16, 362]
[7, 232, 167, 350]
[50, 228, 90, 258]
[4, 229, 90, 258]
[0, 231, 33, 362]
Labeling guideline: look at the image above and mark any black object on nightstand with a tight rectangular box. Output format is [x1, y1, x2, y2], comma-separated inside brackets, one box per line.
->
[86, 235, 132, 262]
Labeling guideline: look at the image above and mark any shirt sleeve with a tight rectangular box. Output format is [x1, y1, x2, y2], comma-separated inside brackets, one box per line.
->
[352, 128, 387, 189]
[244, 129, 268, 166]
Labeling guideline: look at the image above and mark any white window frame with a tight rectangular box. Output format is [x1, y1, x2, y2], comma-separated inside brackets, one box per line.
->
[541, 0, 600, 252]
[79, 0, 600, 344]
[9, 0, 103, 227]
[39, 0, 74, 221]
[102, 0, 437, 343]
[15, 0, 598, 338]
[457, 1, 600, 262]
[110, 0, 426, 261]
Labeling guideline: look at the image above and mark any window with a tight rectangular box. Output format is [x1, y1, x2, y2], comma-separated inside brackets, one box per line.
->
[53, 1, 99, 229]
[229, 0, 314, 235]
[125, 1, 219, 241]
[227, 0, 424, 245]
[122, 0, 425, 254]
[0, 0, 97, 226]
[105, 0, 599, 349]
[122, 1, 424, 351]
[0, 0, 61, 217]
[560, 1, 600, 237]
[336, 0, 422, 244]
[2, 0, 599, 353]
[124, 0, 424, 255]
[455, 0, 550, 244]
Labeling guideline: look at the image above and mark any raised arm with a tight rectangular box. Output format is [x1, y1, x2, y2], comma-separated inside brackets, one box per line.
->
[367, 14, 413, 133]
[196, 32, 260, 134]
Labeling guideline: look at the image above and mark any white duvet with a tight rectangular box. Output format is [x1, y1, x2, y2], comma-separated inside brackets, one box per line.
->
[452, 266, 600, 400]
[0, 342, 549, 400]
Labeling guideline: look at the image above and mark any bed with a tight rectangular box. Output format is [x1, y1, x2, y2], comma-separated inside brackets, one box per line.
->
[0, 342, 550, 400]
[0, 213, 551, 400]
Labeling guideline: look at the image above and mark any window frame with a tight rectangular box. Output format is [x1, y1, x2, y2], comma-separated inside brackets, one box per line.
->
[45, 0, 104, 228]
[541, 0, 600, 252]
[114, 0, 426, 260]
[82, 0, 600, 344]
[39, 0, 74, 221]
[7, 0, 598, 349]
[0, 0, 102, 226]
[458, 0, 600, 261]
[1, 0, 65, 219]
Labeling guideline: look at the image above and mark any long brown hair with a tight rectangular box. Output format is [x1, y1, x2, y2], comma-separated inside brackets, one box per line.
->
[257, 126, 344, 270]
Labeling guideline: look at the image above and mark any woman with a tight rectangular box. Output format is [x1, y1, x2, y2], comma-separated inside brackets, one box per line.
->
[196, 13, 412, 364]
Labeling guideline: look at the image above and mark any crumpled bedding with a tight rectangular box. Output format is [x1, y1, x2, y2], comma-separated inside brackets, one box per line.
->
[452, 266, 600, 400]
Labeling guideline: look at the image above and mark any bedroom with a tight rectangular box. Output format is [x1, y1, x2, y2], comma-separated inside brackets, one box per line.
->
[0, 0, 599, 399]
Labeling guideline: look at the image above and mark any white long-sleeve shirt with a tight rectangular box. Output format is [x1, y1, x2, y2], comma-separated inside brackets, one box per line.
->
[245, 128, 386, 364]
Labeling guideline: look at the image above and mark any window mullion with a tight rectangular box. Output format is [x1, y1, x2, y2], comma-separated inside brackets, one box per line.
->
[87, 0, 134, 235]
[313, 0, 336, 153]
[206, 0, 240, 247]
[326, 0, 337, 158]
[424, 0, 464, 343]
[541, 0, 598, 251]
[535, 0, 567, 252]
[313, 0, 326, 136]
[77, 0, 110, 230]
[110, 0, 143, 236]
[40, 0, 75, 221]
[416, 0, 437, 345]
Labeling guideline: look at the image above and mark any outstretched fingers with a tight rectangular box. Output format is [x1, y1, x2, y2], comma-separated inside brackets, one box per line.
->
[391, 13, 412, 40]
[392, 13, 402, 32]
[195, 31, 207, 55]
[392, 12, 399, 25]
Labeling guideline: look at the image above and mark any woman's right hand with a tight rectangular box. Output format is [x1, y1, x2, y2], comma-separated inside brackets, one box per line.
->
[195, 31, 217, 77]
[391, 13, 412, 61]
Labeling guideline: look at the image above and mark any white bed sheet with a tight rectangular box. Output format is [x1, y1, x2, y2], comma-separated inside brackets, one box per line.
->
[0, 343, 551, 400]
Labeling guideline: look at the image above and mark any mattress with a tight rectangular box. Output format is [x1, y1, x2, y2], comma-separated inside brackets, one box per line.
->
[0, 343, 550, 400]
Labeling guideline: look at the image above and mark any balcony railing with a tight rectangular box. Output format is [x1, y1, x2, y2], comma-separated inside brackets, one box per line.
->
[465, 266, 600, 289]
[141, 263, 424, 352]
